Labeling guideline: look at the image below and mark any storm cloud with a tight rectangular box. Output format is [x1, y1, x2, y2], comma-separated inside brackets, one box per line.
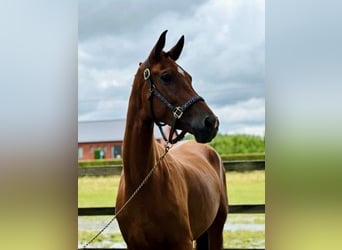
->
[78, 0, 265, 135]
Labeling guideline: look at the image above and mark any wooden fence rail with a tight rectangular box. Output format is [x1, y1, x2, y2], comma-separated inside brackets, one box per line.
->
[78, 160, 265, 177]
[78, 204, 265, 216]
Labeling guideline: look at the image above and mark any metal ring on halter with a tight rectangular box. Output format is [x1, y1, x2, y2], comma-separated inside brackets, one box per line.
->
[143, 68, 151, 80]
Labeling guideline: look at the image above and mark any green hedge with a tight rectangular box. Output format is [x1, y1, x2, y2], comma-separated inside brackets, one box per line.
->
[220, 152, 265, 161]
[78, 152, 264, 167]
[78, 158, 123, 167]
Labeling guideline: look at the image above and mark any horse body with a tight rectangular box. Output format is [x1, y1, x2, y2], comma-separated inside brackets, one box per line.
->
[116, 31, 228, 250]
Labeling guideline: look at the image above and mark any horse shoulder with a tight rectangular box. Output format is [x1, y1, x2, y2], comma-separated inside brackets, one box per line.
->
[171, 140, 222, 175]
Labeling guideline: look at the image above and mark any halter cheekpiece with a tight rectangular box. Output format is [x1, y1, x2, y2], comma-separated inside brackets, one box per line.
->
[143, 61, 204, 144]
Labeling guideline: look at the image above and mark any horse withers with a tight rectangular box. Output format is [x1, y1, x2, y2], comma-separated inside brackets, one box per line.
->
[116, 30, 228, 250]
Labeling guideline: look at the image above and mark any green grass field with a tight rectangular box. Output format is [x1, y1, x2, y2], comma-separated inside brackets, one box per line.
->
[78, 170, 265, 248]
[78, 171, 265, 207]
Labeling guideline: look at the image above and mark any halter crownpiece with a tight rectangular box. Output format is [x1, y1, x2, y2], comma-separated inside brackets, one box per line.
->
[142, 61, 204, 144]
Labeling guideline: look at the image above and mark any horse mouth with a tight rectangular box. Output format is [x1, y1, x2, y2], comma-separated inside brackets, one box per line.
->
[193, 126, 218, 143]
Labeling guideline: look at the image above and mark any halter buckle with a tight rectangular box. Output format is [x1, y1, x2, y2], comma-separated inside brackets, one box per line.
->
[143, 68, 151, 80]
[173, 107, 183, 119]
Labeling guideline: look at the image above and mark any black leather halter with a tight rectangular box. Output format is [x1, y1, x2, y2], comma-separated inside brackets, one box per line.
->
[143, 61, 204, 144]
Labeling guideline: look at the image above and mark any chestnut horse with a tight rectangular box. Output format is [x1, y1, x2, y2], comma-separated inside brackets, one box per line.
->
[116, 30, 228, 250]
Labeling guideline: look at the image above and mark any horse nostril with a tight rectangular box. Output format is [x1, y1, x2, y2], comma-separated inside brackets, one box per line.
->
[204, 116, 217, 129]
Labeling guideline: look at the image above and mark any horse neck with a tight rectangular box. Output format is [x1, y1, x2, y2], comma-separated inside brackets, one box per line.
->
[122, 72, 160, 188]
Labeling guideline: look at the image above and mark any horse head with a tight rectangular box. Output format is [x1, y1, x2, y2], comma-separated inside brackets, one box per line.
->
[140, 30, 219, 143]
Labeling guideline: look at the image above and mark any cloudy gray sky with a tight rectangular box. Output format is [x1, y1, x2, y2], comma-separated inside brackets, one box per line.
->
[78, 0, 265, 136]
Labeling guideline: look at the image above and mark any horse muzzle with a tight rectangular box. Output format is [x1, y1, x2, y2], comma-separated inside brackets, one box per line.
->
[192, 115, 219, 143]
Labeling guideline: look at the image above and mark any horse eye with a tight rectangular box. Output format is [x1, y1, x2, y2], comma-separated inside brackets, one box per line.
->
[160, 73, 172, 83]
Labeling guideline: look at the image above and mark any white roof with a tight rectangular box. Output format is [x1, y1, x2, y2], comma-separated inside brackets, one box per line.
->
[78, 119, 162, 143]
[78, 119, 126, 143]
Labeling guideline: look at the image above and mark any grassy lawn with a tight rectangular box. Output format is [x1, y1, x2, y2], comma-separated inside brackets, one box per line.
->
[78, 170, 265, 248]
[226, 171, 265, 205]
[78, 170, 265, 207]
[78, 176, 120, 207]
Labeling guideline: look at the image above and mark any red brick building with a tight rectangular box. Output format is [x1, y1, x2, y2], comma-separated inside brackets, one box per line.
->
[78, 119, 126, 160]
[78, 119, 162, 160]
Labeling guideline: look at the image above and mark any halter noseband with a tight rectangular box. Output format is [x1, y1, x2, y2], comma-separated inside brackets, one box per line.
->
[143, 61, 204, 144]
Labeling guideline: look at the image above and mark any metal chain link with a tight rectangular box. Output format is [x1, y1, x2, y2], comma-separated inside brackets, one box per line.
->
[81, 144, 171, 249]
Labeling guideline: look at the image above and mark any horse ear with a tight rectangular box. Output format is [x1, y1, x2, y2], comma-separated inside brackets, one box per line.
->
[148, 30, 168, 63]
[167, 35, 184, 61]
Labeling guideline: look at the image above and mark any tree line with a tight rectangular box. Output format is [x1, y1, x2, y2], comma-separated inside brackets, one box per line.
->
[208, 134, 265, 155]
